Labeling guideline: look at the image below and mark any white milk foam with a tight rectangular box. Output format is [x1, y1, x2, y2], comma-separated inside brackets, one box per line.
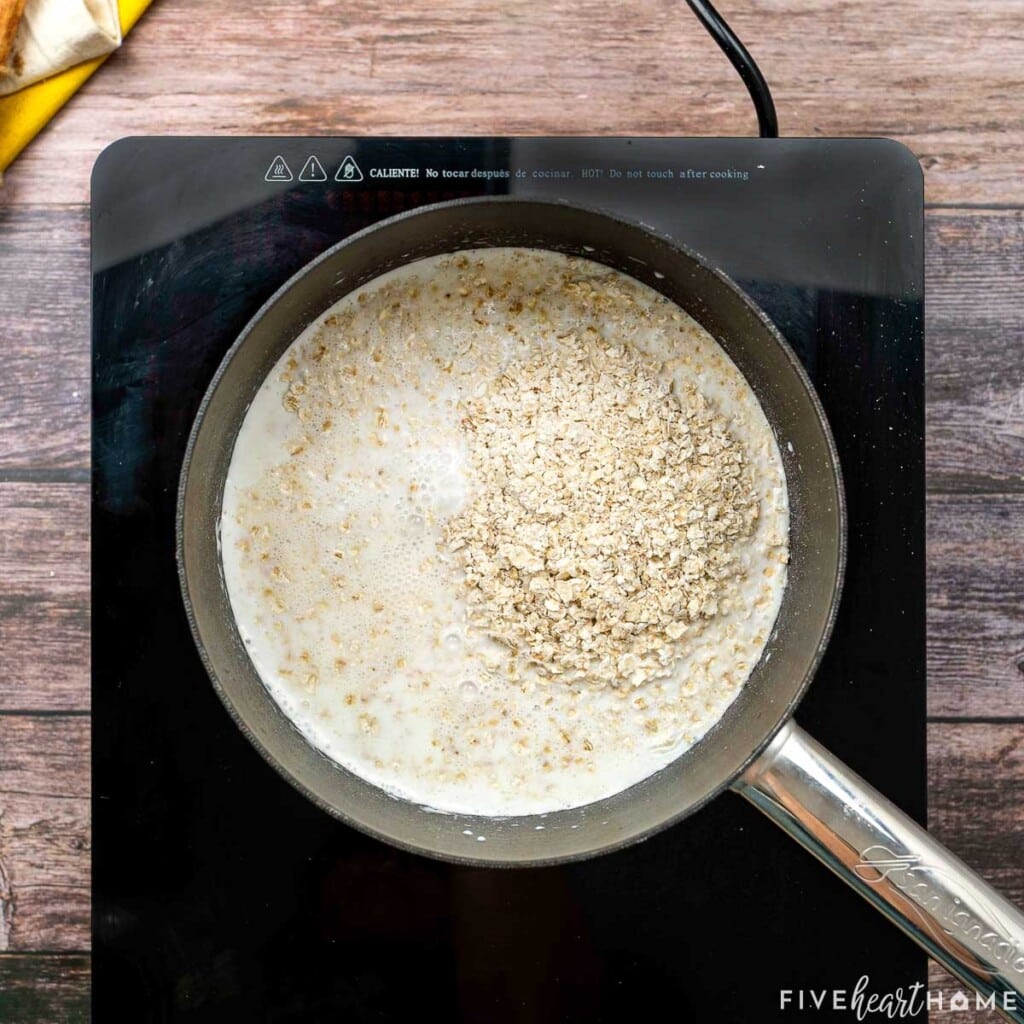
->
[220, 248, 789, 816]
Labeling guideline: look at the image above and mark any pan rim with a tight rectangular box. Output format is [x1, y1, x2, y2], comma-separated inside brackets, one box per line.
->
[175, 194, 848, 867]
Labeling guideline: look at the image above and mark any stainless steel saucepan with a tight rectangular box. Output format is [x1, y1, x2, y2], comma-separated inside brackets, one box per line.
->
[177, 198, 1024, 1018]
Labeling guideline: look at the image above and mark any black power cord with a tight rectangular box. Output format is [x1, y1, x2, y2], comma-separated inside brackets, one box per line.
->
[684, 0, 779, 138]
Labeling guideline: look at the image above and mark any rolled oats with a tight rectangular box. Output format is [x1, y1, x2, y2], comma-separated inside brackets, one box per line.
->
[447, 331, 759, 690]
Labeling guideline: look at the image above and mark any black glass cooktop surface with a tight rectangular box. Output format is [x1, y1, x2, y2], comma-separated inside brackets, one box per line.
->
[92, 136, 924, 1022]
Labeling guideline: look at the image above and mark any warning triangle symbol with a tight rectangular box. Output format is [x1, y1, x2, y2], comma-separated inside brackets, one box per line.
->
[265, 155, 293, 182]
[335, 155, 364, 183]
[298, 155, 327, 181]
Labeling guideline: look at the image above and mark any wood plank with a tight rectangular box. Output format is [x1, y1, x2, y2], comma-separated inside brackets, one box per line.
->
[0, 484, 89, 712]
[926, 209, 1024, 494]
[0, 204, 90, 469]
[1, 205, 1021, 482]
[0, 0, 1021, 206]
[0, 723, 1016, 977]
[928, 723, 1024, 903]
[0, 954, 89, 1023]
[0, 210, 1020, 713]
[0, 716, 89, 951]
[0, 462, 1019, 730]
[927, 964, 1009, 1023]
[927, 722, 1024, 1023]
[0, 211, 1018, 757]
[928, 494, 1024, 719]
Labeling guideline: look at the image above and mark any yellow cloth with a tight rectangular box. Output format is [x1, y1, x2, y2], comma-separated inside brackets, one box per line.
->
[0, 0, 152, 173]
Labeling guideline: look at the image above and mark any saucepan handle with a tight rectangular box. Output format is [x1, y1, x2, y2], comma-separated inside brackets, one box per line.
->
[733, 720, 1024, 1022]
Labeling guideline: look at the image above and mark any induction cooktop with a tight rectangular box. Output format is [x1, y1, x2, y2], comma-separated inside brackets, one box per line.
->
[92, 136, 924, 1022]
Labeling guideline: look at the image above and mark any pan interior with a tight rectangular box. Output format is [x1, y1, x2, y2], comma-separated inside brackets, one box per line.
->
[178, 198, 845, 865]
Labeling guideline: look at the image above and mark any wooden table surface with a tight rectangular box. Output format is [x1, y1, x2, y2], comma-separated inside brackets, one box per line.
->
[0, 0, 1021, 1020]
